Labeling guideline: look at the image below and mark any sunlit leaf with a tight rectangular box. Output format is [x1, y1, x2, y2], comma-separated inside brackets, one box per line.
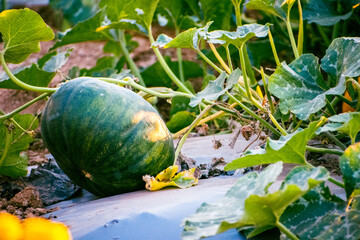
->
[321, 37, 360, 81]
[189, 69, 242, 107]
[182, 162, 328, 240]
[225, 118, 326, 170]
[0, 115, 39, 177]
[0, 8, 54, 64]
[340, 143, 360, 198]
[99, 0, 127, 22]
[303, 0, 355, 26]
[246, 0, 286, 20]
[269, 54, 345, 120]
[51, 9, 107, 50]
[143, 165, 198, 191]
[205, 23, 270, 49]
[317, 112, 360, 143]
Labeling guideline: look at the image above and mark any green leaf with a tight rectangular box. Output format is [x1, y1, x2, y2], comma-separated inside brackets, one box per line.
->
[51, 9, 107, 50]
[246, 0, 286, 20]
[152, 22, 212, 50]
[280, 185, 346, 240]
[317, 112, 360, 142]
[321, 37, 360, 81]
[0, 114, 39, 177]
[79, 56, 117, 77]
[99, 0, 127, 22]
[189, 69, 241, 107]
[119, 0, 160, 30]
[340, 143, 360, 199]
[166, 111, 196, 133]
[303, 0, 355, 26]
[206, 23, 270, 49]
[198, 0, 233, 30]
[49, 0, 98, 25]
[0, 8, 54, 64]
[157, 0, 190, 27]
[183, 162, 328, 239]
[0, 49, 71, 90]
[224, 118, 326, 170]
[268, 54, 346, 120]
[280, 186, 360, 240]
[182, 162, 283, 240]
[141, 57, 203, 88]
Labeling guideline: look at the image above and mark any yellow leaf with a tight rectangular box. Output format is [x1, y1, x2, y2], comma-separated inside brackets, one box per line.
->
[143, 166, 199, 191]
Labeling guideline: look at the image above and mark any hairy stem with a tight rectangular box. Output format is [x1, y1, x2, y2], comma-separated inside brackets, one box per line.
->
[0, 52, 57, 93]
[175, 26, 185, 82]
[148, 27, 193, 95]
[118, 30, 145, 86]
[306, 145, 344, 156]
[276, 221, 300, 240]
[174, 104, 214, 164]
[225, 45, 234, 72]
[285, 17, 299, 59]
[297, 0, 304, 56]
[0, 93, 50, 121]
[209, 43, 231, 74]
[196, 49, 223, 74]
[268, 29, 281, 66]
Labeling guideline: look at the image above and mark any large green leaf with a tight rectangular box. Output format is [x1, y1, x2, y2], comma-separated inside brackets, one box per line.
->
[0, 49, 71, 89]
[0, 114, 39, 177]
[157, 0, 190, 27]
[206, 23, 270, 49]
[119, 0, 160, 30]
[182, 162, 329, 240]
[246, 0, 286, 20]
[49, 0, 98, 25]
[303, 0, 355, 26]
[182, 162, 283, 240]
[317, 112, 360, 143]
[280, 187, 360, 240]
[141, 57, 203, 88]
[189, 69, 241, 107]
[51, 9, 107, 49]
[224, 118, 326, 170]
[340, 143, 360, 198]
[268, 54, 346, 120]
[0, 8, 54, 64]
[321, 37, 360, 81]
[99, 0, 127, 22]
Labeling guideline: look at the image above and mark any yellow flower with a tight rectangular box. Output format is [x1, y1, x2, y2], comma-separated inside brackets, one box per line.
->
[23, 218, 72, 240]
[0, 212, 23, 240]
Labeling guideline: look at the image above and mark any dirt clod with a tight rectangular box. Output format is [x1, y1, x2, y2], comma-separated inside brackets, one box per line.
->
[9, 186, 43, 208]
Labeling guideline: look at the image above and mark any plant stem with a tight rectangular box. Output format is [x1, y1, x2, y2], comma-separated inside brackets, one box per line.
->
[325, 98, 337, 116]
[0, 93, 50, 121]
[226, 92, 281, 137]
[175, 26, 185, 82]
[297, 0, 304, 56]
[285, 17, 299, 59]
[174, 104, 214, 164]
[268, 29, 281, 66]
[98, 77, 192, 99]
[316, 25, 330, 47]
[234, 2, 242, 26]
[0, 52, 57, 93]
[225, 45, 234, 72]
[269, 113, 288, 135]
[0, 123, 12, 167]
[276, 221, 300, 240]
[173, 102, 238, 139]
[148, 27, 193, 95]
[196, 49, 223, 74]
[305, 145, 344, 155]
[118, 30, 145, 86]
[323, 131, 347, 150]
[332, 22, 340, 40]
[328, 177, 345, 188]
[337, 94, 352, 105]
[261, 67, 276, 114]
[209, 43, 231, 74]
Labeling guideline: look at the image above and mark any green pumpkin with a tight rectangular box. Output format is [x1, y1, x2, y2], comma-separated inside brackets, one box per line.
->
[41, 78, 174, 197]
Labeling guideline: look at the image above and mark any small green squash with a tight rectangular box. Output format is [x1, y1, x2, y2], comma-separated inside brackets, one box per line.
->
[41, 78, 174, 197]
